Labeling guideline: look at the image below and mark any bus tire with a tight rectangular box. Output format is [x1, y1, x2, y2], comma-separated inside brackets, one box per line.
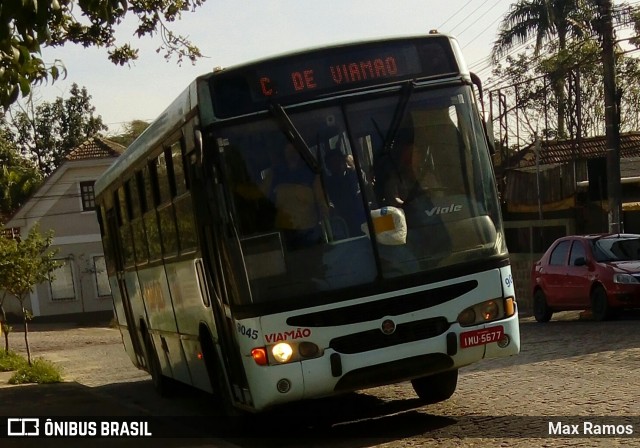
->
[411, 369, 458, 404]
[200, 330, 240, 416]
[143, 329, 173, 397]
[533, 289, 553, 323]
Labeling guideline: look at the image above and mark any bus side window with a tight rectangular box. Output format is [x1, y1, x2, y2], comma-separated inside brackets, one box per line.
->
[142, 164, 163, 262]
[128, 176, 149, 265]
[157, 147, 179, 257]
[99, 205, 116, 277]
[170, 141, 188, 196]
[170, 140, 198, 253]
[116, 187, 135, 268]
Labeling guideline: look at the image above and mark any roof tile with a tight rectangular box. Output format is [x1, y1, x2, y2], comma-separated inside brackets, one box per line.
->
[65, 137, 125, 161]
[514, 132, 640, 167]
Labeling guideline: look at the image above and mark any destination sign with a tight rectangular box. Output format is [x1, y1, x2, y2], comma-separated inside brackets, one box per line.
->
[210, 36, 459, 117]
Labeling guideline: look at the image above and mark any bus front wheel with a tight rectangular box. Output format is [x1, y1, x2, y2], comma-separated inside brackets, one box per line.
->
[200, 331, 240, 416]
[143, 329, 173, 397]
[411, 369, 458, 404]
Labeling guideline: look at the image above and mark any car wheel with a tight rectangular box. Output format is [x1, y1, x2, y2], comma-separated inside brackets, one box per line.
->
[591, 286, 611, 321]
[533, 290, 553, 323]
[411, 369, 458, 404]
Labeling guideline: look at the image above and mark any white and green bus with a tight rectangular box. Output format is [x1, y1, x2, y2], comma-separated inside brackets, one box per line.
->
[94, 32, 520, 414]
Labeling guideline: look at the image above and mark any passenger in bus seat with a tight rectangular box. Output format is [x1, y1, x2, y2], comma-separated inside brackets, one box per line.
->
[261, 142, 329, 250]
[324, 150, 366, 237]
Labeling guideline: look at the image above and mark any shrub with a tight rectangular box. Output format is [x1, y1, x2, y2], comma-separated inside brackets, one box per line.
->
[0, 351, 27, 372]
[9, 358, 63, 384]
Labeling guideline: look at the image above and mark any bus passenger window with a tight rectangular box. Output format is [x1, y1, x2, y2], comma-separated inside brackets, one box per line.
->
[116, 188, 135, 267]
[170, 141, 188, 196]
[155, 152, 172, 204]
[129, 174, 149, 264]
[175, 196, 198, 253]
[142, 166, 162, 262]
[158, 204, 179, 257]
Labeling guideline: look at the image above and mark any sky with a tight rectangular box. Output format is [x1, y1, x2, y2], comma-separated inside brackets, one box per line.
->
[33, 0, 517, 135]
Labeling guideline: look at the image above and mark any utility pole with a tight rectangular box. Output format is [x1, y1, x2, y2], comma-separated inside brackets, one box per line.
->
[597, 0, 623, 233]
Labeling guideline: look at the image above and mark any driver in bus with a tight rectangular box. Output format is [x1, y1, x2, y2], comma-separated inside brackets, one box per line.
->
[261, 142, 329, 250]
[380, 124, 452, 258]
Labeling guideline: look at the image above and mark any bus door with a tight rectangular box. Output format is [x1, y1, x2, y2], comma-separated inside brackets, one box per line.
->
[188, 134, 250, 407]
[205, 226, 250, 405]
[106, 209, 145, 367]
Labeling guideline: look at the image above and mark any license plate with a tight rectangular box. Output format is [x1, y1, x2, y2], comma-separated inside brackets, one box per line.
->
[460, 326, 504, 349]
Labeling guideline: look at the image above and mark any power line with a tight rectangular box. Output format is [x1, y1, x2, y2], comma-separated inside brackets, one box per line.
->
[447, 0, 493, 35]
[438, 0, 474, 29]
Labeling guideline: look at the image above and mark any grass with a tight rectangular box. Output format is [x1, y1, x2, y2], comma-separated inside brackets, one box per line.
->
[9, 358, 63, 384]
[0, 351, 63, 384]
[0, 350, 27, 371]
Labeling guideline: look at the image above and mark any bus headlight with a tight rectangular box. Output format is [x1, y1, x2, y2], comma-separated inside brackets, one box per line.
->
[481, 300, 499, 320]
[458, 298, 512, 327]
[457, 308, 476, 326]
[251, 342, 322, 365]
[272, 343, 293, 363]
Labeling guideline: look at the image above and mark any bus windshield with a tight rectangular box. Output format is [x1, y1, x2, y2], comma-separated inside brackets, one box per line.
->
[216, 84, 504, 304]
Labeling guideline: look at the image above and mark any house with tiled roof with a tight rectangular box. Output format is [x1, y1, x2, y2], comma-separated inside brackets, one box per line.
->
[503, 133, 640, 218]
[3, 137, 124, 320]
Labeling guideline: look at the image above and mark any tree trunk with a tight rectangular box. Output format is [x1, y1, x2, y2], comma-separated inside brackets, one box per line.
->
[22, 306, 32, 366]
[0, 304, 8, 353]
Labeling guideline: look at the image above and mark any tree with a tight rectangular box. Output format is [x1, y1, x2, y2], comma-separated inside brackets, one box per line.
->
[0, 233, 18, 353]
[0, 126, 42, 220]
[489, 41, 640, 147]
[7, 83, 107, 175]
[109, 119, 150, 148]
[492, 0, 596, 138]
[0, 224, 59, 365]
[0, 0, 204, 109]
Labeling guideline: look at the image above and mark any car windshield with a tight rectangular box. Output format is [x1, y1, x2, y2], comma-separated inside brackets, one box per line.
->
[215, 85, 505, 304]
[592, 236, 640, 262]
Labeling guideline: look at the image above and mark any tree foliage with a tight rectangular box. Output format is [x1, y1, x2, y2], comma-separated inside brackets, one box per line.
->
[492, 0, 602, 139]
[0, 0, 205, 109]
[6, 83, 107, 175]
[0, 127, 42, 220]
[108, 119, 150, 147]
[490, 40, 640, 147]
[0, 224, 59, 365]
[490, 1, 640, 146]
[0, 233, 18, 353]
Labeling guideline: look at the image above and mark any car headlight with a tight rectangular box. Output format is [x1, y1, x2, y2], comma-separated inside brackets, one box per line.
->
[613, 273, 640, 284]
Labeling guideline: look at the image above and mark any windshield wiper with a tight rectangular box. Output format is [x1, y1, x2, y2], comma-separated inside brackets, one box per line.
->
[269, 103, 320, 174]
[383, 80, 415, 152]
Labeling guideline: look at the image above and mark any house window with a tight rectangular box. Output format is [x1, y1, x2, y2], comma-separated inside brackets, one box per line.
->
[80, 181, 96, 211]
[93, 256, 111, 297]
[2, 227, 20, 239]
[49, 260, 76, 301]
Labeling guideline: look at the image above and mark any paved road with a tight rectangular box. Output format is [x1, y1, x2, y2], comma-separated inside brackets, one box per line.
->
[1, 311, 640, 447]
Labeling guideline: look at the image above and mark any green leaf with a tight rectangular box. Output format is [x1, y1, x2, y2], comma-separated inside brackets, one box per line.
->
[8, 85, 19, 105]
[18, 78, 31, 95]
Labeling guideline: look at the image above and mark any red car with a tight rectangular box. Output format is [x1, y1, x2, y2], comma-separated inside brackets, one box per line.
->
[531, 233, 640, 322]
